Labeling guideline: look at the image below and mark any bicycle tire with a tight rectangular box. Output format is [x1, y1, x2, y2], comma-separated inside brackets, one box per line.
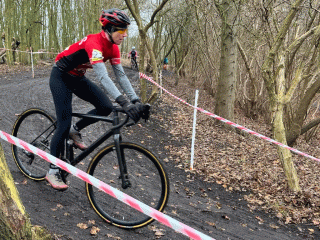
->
[86, 142, 170, 228]
[11, 108, 56, 180]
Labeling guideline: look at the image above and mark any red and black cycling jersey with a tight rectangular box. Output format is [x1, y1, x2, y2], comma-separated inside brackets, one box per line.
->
[55, 31, 120, 77]
[130, 50, 137, 58]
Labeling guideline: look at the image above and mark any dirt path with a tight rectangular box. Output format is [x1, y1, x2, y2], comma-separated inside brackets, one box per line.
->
[0, 65, 316, 240]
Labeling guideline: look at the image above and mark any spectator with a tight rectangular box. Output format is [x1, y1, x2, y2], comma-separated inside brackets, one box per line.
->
[163, 57, 168, 70]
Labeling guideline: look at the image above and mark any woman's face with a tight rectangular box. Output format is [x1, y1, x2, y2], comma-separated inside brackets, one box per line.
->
[111, 28, 128, 45]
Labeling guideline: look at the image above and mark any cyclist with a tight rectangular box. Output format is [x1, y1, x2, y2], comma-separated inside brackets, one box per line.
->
[46, 8, 143, 190]
[128, 46, 138, 68]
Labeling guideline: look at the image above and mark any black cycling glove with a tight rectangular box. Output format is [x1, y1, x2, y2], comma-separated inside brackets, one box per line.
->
[116, 95, 140, 122]
[131, 99, 141, 104]
[132, 99, 150, 121]
[141, 104, 150, 121]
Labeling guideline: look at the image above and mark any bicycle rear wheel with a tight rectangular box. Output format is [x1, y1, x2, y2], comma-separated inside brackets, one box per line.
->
[11, 108, 56, 180]
[86, 142, 169, 228]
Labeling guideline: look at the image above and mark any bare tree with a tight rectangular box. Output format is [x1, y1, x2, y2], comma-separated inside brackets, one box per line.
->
[125, 0, 170, 103]
[261, 0, 306, 192]
[213, 0, 241, 122]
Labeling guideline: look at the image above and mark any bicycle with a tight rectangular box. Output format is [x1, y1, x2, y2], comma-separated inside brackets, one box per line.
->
[11, 105, 170, 229]
[130, 57, 139, 71]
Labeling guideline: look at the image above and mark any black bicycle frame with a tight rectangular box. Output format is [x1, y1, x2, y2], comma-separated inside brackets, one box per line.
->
[69, 111, 129, 165]
[70, 111, 131, 188]
[35, 109, 131, 187]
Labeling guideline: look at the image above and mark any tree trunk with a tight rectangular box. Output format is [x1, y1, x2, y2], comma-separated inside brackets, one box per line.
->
[125, 0, 169, 103]
[214, 0, 239, 121]
[0, 143, 52, 239]
[273, 103, 300, 191]
[139, 35, 147, 102]
[260, 0, 305, 192]
[271, 54, 300, 191]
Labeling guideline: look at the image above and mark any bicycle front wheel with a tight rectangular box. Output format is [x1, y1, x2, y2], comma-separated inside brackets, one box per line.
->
[86, 142, 170, 229]
[11, 108, 56, 180]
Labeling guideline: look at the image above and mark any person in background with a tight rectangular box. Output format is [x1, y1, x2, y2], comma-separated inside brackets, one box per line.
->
[46, 8, 143, 190]
[163, 57, 168, 70]
[128, 46, 138, 67]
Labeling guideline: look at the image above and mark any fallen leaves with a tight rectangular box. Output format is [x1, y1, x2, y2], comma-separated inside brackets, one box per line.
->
[76, 220, 100, 236]
[76, 223, 88, 229]
[255, 216, 264, 224]
[148, 225, 166, 238]
[221, 215, 230, 220]
[90, 226, 100, 235]
[158, 76, 320, 229]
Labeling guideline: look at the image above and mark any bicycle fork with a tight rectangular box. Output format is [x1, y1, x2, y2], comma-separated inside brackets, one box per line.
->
[112, 111, 131, 189]
[114, 133, 131, 189]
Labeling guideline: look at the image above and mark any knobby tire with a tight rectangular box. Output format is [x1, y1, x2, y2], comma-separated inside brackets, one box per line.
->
[11, 108, 56, 180]
[86, 142, 170, 228]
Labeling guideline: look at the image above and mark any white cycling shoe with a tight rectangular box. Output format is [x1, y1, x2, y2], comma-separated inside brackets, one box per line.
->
[69, 125, 88, 150]
[45, 170, 68, 191]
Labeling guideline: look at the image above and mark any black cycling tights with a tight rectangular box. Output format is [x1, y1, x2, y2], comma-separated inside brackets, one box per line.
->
[49, 66, 113, 159]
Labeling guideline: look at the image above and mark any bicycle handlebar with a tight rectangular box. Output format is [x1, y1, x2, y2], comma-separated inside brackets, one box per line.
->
[72, 103, 150, 130]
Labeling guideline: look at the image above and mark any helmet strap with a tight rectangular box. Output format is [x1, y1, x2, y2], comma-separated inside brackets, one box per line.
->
[103, 29, 114, 44]
[108, 32, 115, 44]
[103, 25, 116, 44]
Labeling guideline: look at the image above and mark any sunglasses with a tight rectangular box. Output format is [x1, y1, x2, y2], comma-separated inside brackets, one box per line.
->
[114, 27, 128, 34]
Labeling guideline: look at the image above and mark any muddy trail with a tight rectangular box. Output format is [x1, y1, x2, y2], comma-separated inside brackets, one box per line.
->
[0, 64, 318, 240]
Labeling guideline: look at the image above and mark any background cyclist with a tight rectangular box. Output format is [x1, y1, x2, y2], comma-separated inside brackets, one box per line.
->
[46, 8, 143, 190]
[128, 46, 138, 68]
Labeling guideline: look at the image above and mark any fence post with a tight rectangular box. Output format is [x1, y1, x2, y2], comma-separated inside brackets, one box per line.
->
[159, 70, 163, 97]
[30, 49, 34, 78]
[190, 89, 199, 170]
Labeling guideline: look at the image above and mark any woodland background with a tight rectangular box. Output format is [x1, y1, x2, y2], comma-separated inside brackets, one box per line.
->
[2, 0, 320, 238]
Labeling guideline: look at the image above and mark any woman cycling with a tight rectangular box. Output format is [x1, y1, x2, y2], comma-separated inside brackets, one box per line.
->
[46, 8, 143, 190]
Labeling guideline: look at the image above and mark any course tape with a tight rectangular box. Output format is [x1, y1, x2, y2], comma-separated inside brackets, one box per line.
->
[139, 72, 320, 164]
[0, 130, 215, 240]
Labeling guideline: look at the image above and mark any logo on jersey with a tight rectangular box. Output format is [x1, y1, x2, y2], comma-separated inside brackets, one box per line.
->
[91, 49, 103, 63]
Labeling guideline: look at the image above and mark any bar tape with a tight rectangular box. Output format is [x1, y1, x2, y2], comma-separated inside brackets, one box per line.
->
[0, 130, 215, 240]
[139, 72, 320, 164]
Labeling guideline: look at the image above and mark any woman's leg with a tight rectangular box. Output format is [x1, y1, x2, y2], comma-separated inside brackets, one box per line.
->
[49, 67, 73, 158]
[46, 66, 72, 190]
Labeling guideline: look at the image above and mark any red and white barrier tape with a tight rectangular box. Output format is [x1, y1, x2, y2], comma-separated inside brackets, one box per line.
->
[0, 130, 215, 240]
[140, 72, 320, 164]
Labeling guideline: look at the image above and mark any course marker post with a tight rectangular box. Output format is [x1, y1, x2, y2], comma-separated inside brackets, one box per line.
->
[159, 70, 163, 96]
[30, 49, 34, 78]
[190, 89, 199, 170]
